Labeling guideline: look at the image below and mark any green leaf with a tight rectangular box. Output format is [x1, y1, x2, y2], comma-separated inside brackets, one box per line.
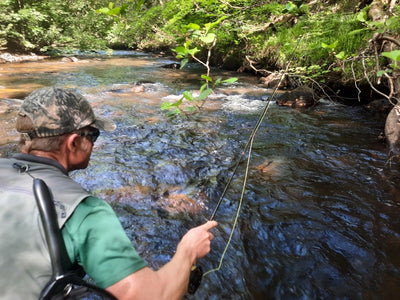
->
[369, 21, 385, 28]
[180, 58, 188, 68]
[191, 30, 202, 38]
[166, 108, 182, 117]
[197, 88, 213, 101]
[204, 16, 227, 32]
[135, 0, 145, 11]
[382, 50, 400, 62]
[183, 91, 194, 101]
[199, 83, 208, 93]
[187, 47, 200, 56]
[96, 5, 123, 17]
[335, 51, 347, 60]
[161, 97, 182, 110]
[185, 23, 200, 31]
[108, 7, 121, 16]
[356, 10, 367, 22]
[386, 16, 400, 28]
[161, 101, 172, 110]
[173, 46, 187, 55]
[321, 40, 337, 50]
[176, 98, 183, 106]
[299, 4, 309, 13]
[222, 77, 238, 84]
[389, 63, 400, 70]
[96, 8, 110, 14]
[348, 28, 369, 35]
[184, 106, 197, 112]
[285, 2, 297, 13]
[201, 74, 213, 82]
[376, 70, 386, 77]
[199, 33, 216, 44]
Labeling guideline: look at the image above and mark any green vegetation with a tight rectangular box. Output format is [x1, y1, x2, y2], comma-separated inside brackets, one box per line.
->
[0, 0, 399, 104]
[161, 17, 238, 116]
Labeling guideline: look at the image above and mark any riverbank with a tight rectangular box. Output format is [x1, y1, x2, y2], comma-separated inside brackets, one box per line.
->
[0, 49, 392, 121]
[0, 51, 47, 63]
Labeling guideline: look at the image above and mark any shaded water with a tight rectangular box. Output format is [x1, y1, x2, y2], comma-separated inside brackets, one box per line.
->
[1, 52, 400, 299]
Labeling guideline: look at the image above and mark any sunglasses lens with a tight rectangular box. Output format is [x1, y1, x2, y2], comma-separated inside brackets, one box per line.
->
[90, 130, 100, 143]
[79, 128, 100, 143]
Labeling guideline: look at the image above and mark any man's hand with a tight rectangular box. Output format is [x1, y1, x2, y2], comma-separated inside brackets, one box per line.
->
[177, 221, 218, 265]
[106, 220, 218, 300]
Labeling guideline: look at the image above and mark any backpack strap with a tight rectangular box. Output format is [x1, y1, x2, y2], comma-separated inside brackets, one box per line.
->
[33, 178, 116, 300]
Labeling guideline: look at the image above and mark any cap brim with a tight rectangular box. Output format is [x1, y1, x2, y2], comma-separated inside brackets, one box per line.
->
[92, 117, 116, 132]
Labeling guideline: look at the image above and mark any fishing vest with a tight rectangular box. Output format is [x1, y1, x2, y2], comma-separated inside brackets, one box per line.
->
[0, 154, 90, 300]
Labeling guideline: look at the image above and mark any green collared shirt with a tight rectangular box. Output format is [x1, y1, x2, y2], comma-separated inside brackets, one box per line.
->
[62, 196, 147, 288]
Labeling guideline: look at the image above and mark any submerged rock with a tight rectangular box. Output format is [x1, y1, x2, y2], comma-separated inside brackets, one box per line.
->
[153, 187, 207, 216]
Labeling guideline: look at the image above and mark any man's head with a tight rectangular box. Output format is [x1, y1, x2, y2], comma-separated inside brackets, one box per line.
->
[16, 87, 116, 170]
[16, 87, 115, 139]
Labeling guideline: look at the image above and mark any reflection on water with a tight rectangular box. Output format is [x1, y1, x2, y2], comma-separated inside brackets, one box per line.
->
[1, 53, 400, 299]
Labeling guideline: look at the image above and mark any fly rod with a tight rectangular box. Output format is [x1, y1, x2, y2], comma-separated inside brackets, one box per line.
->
[188, 38, 302, 294]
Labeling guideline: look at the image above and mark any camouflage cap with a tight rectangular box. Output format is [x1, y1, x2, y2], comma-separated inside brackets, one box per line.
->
[17, 87, 116, 138]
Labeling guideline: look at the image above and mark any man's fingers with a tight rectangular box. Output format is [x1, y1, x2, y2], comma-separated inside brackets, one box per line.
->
[203, 220, 218, 230]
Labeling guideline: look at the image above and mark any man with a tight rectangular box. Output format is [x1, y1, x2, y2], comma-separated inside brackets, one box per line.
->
[0, 87, 217, 299]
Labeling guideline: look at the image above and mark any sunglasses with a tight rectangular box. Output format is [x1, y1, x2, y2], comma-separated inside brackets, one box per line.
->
[78, 128, 100, 143]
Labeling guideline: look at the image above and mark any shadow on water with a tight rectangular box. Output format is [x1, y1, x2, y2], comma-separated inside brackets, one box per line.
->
[1, 52, 400, 299]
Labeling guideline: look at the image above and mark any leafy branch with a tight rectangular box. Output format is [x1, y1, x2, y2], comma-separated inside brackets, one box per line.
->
[161, 17, 238, 117]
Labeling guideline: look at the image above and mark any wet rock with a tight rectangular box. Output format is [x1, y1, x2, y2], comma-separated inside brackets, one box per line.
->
[385, 104, 400, 155]
[259, 73, 295, 89]
[153, 187, 206, 216]
[365, 98, 392, 118]
[161, 63, 181, 69]
[61, 56, 79, 62]
[252, 158, 288, 182]
[0, 52, 47, 63]
[107, 83, 145, 93]
[0, 98, 23, 112]
[130, 84, 145, 93]
[276, 85, 317, 108]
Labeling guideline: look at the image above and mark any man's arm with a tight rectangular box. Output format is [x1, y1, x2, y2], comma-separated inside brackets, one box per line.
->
[106, 220, 218, 300]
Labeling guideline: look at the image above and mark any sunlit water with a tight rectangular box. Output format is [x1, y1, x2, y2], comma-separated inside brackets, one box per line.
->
[1, 52, 399, 299]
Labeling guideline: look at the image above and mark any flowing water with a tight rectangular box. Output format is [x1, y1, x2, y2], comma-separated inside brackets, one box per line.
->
[1, 51, 400, 299]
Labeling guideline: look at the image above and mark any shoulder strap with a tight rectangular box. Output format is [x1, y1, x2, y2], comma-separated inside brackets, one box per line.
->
[33, 178, 71, 275]
[33, 178, 116, 300]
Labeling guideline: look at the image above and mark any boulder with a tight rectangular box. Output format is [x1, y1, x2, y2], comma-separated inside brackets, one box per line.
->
[61, 56, 79, 62]
[385, 104, 400, 155]
[161, 63, 180, 69]
[276, 86, 316, 108]
[259, 73, 295, 89]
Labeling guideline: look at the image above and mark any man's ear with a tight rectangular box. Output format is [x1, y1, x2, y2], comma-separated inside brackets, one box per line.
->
[64, 133, 80, 152]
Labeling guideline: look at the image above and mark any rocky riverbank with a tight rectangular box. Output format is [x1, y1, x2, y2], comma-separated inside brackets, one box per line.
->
[0, 52, 47, 63]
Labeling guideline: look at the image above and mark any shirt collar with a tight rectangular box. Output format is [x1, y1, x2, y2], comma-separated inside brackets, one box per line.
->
[12, 153, 68, 175]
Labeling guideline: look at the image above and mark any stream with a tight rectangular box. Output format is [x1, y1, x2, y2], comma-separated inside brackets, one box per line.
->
[1, 51, 400, 299]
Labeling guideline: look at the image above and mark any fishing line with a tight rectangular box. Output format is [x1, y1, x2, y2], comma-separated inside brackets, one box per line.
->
[203, 132, 255, 276]
[203, 38, 301, 277]
[203, 73, 283, 277]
